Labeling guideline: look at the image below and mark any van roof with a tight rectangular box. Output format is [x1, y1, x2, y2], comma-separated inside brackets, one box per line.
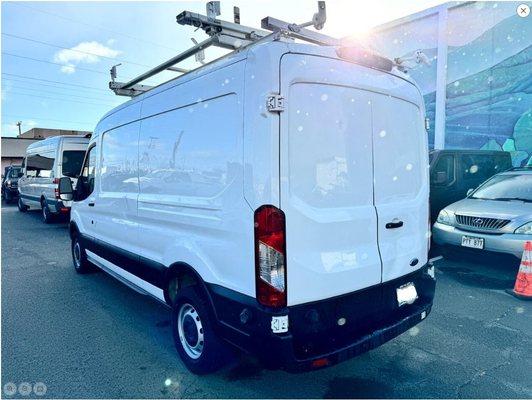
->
[26, 135, 90, 152]
[99, 40, 417, 126]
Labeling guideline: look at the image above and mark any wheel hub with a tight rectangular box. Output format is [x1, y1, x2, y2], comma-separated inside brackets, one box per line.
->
[177, 303, 204, 359]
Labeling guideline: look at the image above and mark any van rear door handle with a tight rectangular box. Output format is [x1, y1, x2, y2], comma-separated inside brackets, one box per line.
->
[88, 202, 95, 207]
[386, 220, 403, 229]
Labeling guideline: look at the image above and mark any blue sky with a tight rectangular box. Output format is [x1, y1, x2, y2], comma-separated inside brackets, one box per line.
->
[1, 0, 445, 137]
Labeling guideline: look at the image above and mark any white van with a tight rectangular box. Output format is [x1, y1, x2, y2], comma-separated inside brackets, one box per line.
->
[18, 135, 89, 222]
[60, 32, 435, 374]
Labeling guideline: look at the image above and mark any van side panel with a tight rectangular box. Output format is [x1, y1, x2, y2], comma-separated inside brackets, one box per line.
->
[91, 122, 140, 258]
[242, 42, 290, 209]
[136, 61, 253, 296]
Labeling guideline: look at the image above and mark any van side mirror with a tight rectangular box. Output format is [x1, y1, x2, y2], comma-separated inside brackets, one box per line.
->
[58, 177, 74, 201]
[18, 172, 24, 178]
[466, 188, 474, 197]
[434, 171, 448, 184]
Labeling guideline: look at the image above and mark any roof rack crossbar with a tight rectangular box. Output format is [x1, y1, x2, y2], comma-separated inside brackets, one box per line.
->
[109, 2, 347, 97]
[260, 16, 339, 46]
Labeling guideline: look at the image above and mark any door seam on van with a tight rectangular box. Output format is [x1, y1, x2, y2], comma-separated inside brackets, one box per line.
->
[369, 94, 384, 284]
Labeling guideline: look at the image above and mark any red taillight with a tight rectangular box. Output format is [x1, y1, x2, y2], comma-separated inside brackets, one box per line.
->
[311, 357, 330, 369]
[254, 205, 286, 308]
[54, 178, 60, 198]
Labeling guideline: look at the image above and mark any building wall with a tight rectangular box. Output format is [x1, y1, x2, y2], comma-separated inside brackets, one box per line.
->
[371, 1, 532, 166]
[1, 137, 42, 175]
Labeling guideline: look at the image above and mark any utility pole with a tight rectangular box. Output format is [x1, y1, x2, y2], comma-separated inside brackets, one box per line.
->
[16, 121, 22, 137]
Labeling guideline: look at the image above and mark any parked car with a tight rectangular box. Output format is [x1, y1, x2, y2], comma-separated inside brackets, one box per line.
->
[18, 135, 89, 222]
[433, 167, 532, 263]
[59, 38, 435, 374]
[429, 150, 512, 222]
[1, 165, 22, 203]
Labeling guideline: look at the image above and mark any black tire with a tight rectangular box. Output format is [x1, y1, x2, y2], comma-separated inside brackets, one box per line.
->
[71, 233, 92, 274]
[41, 199, 54, 224]
[171, 286, 231, 374]
[4, 190, 12, 204]
[17, 197, 28, 212]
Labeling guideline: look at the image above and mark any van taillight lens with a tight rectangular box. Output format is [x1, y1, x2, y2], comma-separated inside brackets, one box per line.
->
[254, 205, 286, 308]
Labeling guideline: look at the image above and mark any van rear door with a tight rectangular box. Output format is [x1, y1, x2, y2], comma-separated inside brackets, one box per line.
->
[279, 55, 381, 306]
[371, 94, 429, 282]
[279, 54, 428, 305]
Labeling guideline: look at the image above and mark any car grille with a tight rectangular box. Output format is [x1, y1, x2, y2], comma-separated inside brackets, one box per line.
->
[455, 214, 510, 231]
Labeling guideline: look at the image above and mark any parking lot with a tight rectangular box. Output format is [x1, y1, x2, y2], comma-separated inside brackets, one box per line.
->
[1, 203, 531, 399]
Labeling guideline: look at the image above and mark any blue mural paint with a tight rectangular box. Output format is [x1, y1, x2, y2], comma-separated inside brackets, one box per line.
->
[372, 2, 532, 166]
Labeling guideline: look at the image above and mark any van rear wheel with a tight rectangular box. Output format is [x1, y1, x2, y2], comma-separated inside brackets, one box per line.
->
[171, 286, 231, 374]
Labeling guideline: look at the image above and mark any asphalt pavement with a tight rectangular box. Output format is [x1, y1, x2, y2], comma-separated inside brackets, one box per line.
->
[2, 203, 531, 399]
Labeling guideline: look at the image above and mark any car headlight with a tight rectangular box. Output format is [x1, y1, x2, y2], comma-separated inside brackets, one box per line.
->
[515, 222, 532, 235]
[436, 210, 453, 225]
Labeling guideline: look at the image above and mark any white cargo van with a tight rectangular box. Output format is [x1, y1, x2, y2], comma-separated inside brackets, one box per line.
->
[18, 135, 89, 223]
[59, 6, 435, 374]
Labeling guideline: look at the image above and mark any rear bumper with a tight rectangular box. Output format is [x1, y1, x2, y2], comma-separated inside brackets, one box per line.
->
[46, 199, 71, 214]
[206, 264, 435, 371]
[433, 222, 526, 259]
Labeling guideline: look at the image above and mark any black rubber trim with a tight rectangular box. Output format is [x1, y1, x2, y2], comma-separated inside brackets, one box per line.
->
[204, 264, 436, 371]
[80, 233, 167, 289]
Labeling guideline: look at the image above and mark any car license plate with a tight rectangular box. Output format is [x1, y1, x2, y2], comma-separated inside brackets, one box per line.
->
[461, 236, 484, 249]
[396, 282, 418, 307]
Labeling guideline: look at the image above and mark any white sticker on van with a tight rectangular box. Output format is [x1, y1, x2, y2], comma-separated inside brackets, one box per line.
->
[271, 315, 289, 333]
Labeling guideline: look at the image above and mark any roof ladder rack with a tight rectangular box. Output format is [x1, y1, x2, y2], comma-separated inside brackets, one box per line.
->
[109, 1, 337, 97]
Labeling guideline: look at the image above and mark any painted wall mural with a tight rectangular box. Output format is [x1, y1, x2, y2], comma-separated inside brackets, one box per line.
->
[371, 1, 532, 166]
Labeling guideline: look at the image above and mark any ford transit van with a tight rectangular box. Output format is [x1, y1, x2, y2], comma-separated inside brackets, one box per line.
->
[60, 32, 435, 373]
[18, 135, 89, 222]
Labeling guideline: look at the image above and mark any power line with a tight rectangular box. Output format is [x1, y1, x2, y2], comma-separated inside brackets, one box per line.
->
[2, 52, 110, 76]
[2, 77, 116, 101]
[2, 113, 94, 126]
[2, 72, 109, 92]
[7, 91, 121, 107]
[3, 83, 120, 105]
[2, 77, 110, 97]
[2, 32, 152, 68]
[3, 76, 112, 96]
[10, 2, 179, 52]
[2, 53, 160, 85]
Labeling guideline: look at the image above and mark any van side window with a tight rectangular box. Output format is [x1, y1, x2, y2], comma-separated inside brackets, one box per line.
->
[101, 125, 139, 193]
[26, 153, 55, 178]
[431, 155, 454, 186]
[138, 95, 239, 199]
[77, 146, 97, 200]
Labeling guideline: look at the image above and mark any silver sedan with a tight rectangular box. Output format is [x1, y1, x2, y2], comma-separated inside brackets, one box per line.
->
[432, 168, 532, 261]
